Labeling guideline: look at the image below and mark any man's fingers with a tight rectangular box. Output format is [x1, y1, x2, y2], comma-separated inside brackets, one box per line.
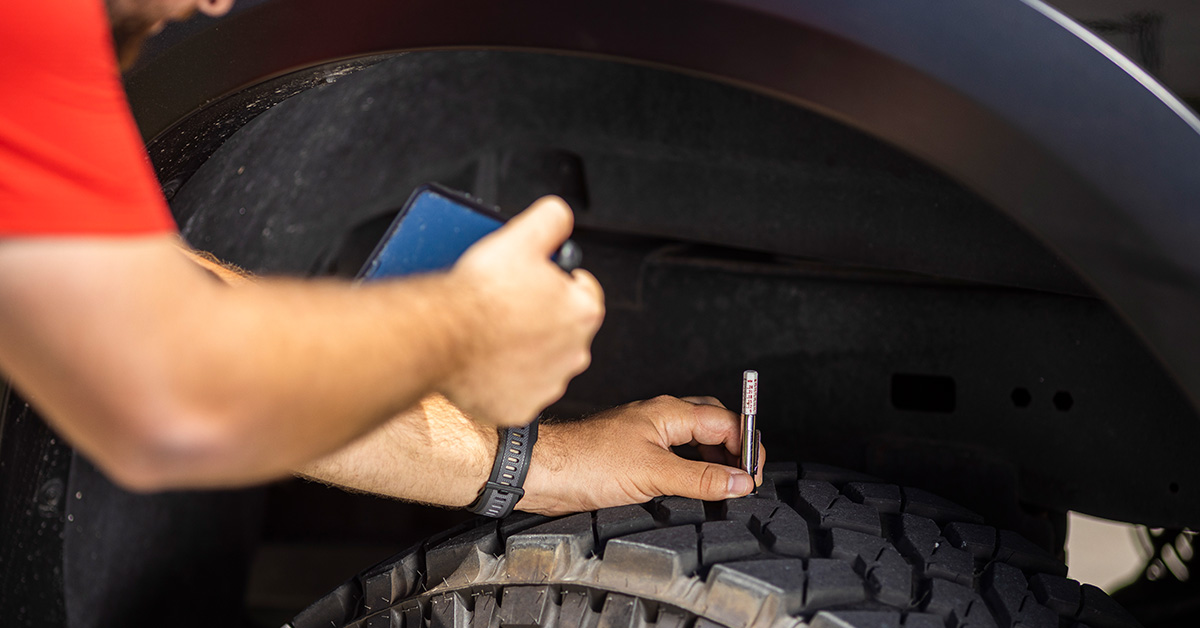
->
[681, 395, 727, 409]
[498, 196, 575, 257]
[756, 440, 767, 485]
[694, 434, 767, 482]
[571, 268, 605, 312]
[656, 400, 743, 461]
[694, 443, 734, 465]
[653, 454, 755, 501]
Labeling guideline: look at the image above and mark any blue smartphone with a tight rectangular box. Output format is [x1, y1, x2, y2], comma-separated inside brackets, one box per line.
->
[357, 184, 581, 281]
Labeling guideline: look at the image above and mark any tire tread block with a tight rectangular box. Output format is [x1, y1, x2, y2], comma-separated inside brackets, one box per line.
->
[827, 498, 883, 536]
[754, 478, 780, 501]
[707, 558, 807, 617]
[559, 591, 600, 628]
[797, 481, 840, 512]
[361, 552, 422, 613]
[903, 488, 985, 525]
[427, 522, 501, 585]
[498, 586, 556, 628]
[1077, 584, 1142, 628]
[292, 580, 362, 628]
[725, 498, 781, 531]
[431, 593, 469, 628]
[810, 610, 944, 628]
[700, 520, 762, 566]
[762, 462, 799, 485]
[845, 483, 903, 515]
[944, 522, 998, 561]
[810, 610, 900, 628]
[902, 612, 947, 628]
[473, 593, 500, 628]
[995, 530, 1068, 578]
[654, 609, 691, 628]
[506, 513, 595, 581]
[982, 563, 1057, 628]
[797, 481, 882, 536]
[762, 509, 812, 558]
[598, 593, 645, 628]
[869, 550, 915, 608]
[1029, 573, 1081, 618]
[981, 562, 1026, 626]
[499, 512, 553, 541]
[800, 464, 881, 486]
[601, 525, 700, 584]
[653, 496, 706, 526]
[360, 568, 393, 616]
[830, 528, 889, 563]
[805, 558, 868, 610]
[827, 529, 913, 607]
[364, 610, 395, 628]
[924, 579, 998, 628]
[597, 505, 656, 547]
[402, 603, 424, 628]
[894, 514, 974, 586]
[520, 513, 594, 540]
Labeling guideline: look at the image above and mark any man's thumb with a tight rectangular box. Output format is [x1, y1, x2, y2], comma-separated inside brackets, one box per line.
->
[498, 196, 574, 257]
[659, 458, 755, 501]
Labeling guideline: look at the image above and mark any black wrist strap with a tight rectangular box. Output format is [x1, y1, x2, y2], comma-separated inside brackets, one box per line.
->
[468, 418, 539, 518]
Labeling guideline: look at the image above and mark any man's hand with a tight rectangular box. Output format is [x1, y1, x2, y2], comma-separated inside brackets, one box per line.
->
[297, 394, 764, 516]
[520, 395, 767, 516]
[441, 197, 605, 427]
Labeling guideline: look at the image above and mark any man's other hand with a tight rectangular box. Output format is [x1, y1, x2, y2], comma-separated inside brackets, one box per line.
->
[442, 196, 605, 427]
[520, 395, 767, 516]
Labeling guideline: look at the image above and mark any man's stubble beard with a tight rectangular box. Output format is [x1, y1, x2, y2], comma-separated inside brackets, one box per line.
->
[104, 0, 161, 70]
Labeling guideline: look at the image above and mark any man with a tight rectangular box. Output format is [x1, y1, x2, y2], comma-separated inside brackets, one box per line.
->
[0, 0, 763, 518]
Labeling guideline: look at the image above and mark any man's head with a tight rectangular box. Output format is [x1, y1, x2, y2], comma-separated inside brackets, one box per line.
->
[105, 0, 235, 69]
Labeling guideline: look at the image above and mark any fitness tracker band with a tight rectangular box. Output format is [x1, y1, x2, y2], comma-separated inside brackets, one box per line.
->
[468, 418, 539, 518]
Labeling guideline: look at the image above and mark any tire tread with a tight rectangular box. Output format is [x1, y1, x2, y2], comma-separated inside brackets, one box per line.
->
[289, 463, 1142, 628]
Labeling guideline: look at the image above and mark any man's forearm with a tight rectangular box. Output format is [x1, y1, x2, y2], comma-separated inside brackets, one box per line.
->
[0, 198, 601, 492]
[295, 394, 498, 508]
[0, 236, 479, 489]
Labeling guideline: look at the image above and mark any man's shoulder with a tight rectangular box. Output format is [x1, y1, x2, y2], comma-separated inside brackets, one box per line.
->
[2, 1, 118, 72]
[0, 0, 176, 237]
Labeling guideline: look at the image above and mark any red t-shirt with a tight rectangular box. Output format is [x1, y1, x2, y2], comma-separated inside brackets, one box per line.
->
[0, 0, 176, 236]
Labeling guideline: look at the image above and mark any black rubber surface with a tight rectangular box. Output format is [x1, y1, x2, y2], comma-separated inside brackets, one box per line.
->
[288, 462, 1141, 628]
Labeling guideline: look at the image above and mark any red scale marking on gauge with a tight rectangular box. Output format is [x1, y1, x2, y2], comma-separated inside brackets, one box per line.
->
[742, 370, 759, 415]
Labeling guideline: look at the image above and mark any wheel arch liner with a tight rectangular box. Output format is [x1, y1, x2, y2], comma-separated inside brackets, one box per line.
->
[128, 0, 1200, 413]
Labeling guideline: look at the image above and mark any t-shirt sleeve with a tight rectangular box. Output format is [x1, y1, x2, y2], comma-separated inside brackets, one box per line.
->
[0, 0, 176, 236]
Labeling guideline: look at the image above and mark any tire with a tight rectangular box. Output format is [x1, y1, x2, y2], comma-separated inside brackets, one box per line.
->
[289, 462, 1141, 628]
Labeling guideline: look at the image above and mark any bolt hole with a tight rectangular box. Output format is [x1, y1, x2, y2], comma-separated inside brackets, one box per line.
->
[1011, 388, 1032, 408]
[1053, 391, 1074, 411]
[1170, 482, 1180, 494]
